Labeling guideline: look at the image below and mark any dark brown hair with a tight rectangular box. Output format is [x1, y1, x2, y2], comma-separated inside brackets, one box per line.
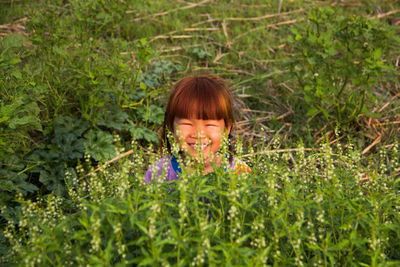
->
[161, 75, 234, 153]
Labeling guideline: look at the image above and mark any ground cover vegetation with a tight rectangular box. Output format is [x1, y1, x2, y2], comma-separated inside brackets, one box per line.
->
[0, 0, 399, 265]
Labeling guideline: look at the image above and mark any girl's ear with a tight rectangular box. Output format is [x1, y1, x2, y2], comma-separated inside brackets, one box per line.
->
[226, 123, 232, 135]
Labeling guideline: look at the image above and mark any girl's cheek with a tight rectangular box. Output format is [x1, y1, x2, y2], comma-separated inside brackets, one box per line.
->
[174, 132, 185, 149]
[210, 132, 222, 149]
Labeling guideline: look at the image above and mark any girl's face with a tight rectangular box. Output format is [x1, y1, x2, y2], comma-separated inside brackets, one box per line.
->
[174, 117, 231, 161]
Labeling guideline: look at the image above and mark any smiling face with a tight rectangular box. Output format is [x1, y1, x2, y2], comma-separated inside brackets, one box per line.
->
[174, 117, 231, 162]
[162, 76, 234, 161]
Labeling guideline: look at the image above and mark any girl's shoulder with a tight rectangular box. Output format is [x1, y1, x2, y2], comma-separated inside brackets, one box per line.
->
[231, 157, 251, 175]
[145, 156, 179, 183]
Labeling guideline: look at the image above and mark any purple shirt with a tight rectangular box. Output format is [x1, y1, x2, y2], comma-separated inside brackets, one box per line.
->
[145, 155, 237, 183]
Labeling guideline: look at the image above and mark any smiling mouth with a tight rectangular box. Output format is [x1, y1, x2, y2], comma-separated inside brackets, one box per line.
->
[188, 143, 209, 151]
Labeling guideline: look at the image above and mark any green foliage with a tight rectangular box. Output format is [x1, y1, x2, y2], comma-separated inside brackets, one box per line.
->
[0, 33, 25, 52]
[68, 0, 137, 39]
[152, 59, 182, 76]
[0, 156, 38, 202]
[1, 0, 400, 264]
[0, 2, 171, 211]
[3, 139, 400, 266]
[84, 130, 116, 161]
[289, 7, 396, 128]
[126, 122, 159, 143]
[96, 105, 130, 131]
[191, 48, 212, 60]
[0, 97, 42, 155]
[137, 105, 164, 125]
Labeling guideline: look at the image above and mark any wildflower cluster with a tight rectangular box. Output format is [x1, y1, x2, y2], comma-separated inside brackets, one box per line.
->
[2, 138, 400, 266]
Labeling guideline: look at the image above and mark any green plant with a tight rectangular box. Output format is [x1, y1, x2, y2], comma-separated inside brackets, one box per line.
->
[3, 138, 400, 266]
[289, 7, 395, 128]
[191, 47, 212, 60]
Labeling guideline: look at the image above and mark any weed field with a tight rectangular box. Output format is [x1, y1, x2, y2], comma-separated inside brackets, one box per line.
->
[1, 0, 400, 266]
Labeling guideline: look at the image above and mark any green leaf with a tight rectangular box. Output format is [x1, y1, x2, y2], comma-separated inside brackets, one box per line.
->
[1, 33, 25, 49]
[18, 181, 39, 194]
[306, 107, 319, 117]
[139, 257, 154, 266]
[8, 115, 41, 130]
[139, 38, 147, 46]
[304, 85, 312, 92]
[192, 48, 212, 59]
[54, 116, 89, 136]
[5, 101, 42, 131]
[360, 106, 381, 119]
[139, 82, 147, 90]
[9, 58, 21, 65]
[12, 71, 22, 79]
[96, 105, 129, 131]
[137, 105, 164, 125]
[38, 163, 67, 194]
[328, 239, 349, 251]
[51, 133, 85, 160]
[84, 129, 116, 161]
[128, 126, 158, 143]
[0, 179, 14, 191]
[373, 48, 382, 60]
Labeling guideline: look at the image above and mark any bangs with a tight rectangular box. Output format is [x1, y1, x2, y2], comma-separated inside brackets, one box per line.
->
[172, 78, 229, 120]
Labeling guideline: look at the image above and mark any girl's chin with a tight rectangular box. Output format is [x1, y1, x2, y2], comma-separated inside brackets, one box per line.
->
[185, 146, 213, 160]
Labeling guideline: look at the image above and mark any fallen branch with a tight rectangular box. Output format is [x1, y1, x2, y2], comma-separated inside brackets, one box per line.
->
[377, 120, 400, 126]
[276, 110, 293, 120]
[149, 27, 219, 42]
[362, 134, 382, 155]
[0, 17, 29, 37]
[225, 9, 303, 21]
[374, 9, 400, 19]
[148, 35, 194, 41]
[160, 44, 202, 53]
[233, 19, 300, 41]
[192, 8, 303, 26]
[131, 0, 211, 21]
[82, 149, 134, 179]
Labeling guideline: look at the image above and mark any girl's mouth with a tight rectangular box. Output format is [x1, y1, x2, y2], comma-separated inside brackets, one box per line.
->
[188, 143, 209, 151]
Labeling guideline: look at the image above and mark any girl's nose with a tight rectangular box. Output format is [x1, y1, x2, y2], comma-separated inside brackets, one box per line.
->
[190, 127, 205, 139]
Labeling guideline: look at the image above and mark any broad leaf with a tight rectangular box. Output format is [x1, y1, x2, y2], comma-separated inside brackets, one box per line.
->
[84, 129, 116, 161]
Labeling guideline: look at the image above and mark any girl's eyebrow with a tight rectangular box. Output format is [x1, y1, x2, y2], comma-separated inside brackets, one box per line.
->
[176, 119, 192, 124]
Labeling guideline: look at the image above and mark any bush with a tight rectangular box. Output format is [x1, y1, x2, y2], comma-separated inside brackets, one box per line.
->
[289, 7, 397, 129]
[2, 139, 400, 266]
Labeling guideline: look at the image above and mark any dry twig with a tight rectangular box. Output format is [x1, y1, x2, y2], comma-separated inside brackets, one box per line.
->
[233, 19, 300, 41]
[149, 27, 219, 42]
[82, 149, 134, 179]
[131, 0, 211, 21]
[0, 17, 29, 37]
[374, 9, 400, 19]
[225, 9, 303, 21]
[192, 8, 303, 26]
[362, 134, 382, 155]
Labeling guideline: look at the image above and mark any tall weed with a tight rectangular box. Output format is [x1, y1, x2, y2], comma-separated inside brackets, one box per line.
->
[3, 138, 400, 266]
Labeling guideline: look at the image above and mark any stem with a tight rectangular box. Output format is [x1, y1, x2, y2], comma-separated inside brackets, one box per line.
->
[335, 76, 348, 124]
[345, 79, 369, 124]
[316, 104, 334, 130]
[336, 76, 348, 100]
[145, 89, 149, 128]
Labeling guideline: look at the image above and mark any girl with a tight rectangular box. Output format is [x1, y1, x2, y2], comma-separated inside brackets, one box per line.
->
[145, 75, 250, 183]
